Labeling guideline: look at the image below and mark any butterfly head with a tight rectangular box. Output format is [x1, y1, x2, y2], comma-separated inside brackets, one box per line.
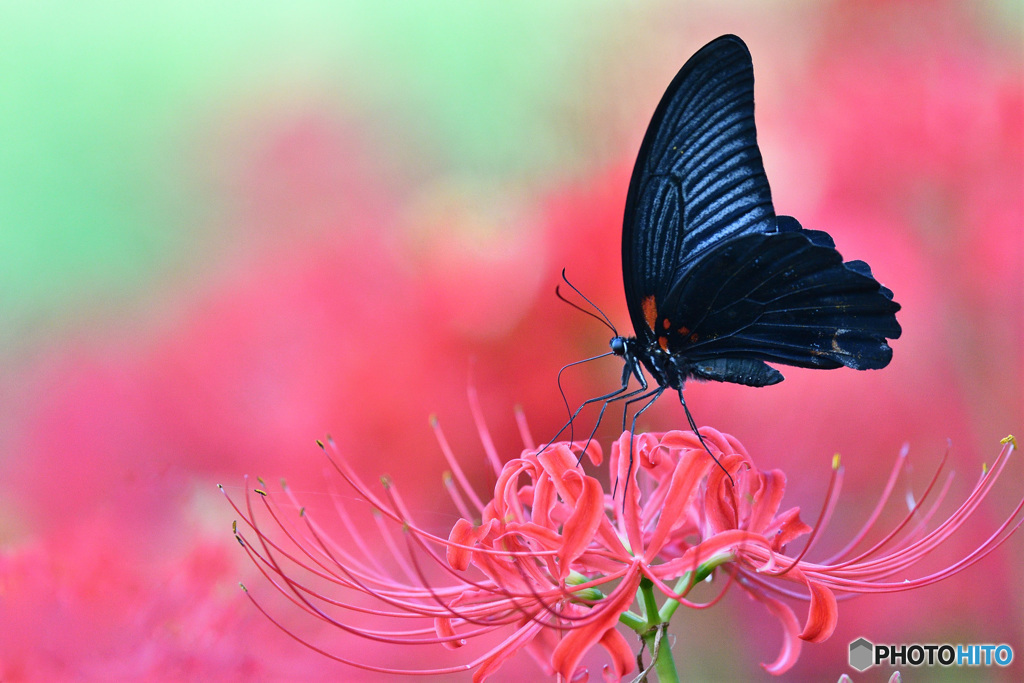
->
[610, 336, 628, 357]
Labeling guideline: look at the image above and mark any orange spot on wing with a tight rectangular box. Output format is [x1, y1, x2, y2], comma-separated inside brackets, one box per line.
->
[689, 332, 700, 343]
[658, 336, 669, 351]
[677, 325, 690, 336]
[642, 295, 658, 333]
[662, 318, 671, 330]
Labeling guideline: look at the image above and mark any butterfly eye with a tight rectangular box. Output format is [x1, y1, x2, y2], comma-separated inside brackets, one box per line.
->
[609, 337, 627, 356]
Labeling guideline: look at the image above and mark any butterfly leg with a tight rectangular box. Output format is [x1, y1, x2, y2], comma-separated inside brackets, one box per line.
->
[554, 351, 616, 444]
[577, 382, 652, 462]
[677, 387, 732, 484]
[542, 361, 642, 456]
[613, 386, 666, 500]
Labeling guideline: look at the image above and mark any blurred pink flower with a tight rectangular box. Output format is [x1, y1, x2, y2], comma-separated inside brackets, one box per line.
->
[225, 408, 1022, 680]
[800, 1, 1024, 441]
[0, 519, 266, 679]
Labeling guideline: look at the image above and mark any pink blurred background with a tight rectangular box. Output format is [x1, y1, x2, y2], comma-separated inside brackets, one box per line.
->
[1, 1, 1021, 680]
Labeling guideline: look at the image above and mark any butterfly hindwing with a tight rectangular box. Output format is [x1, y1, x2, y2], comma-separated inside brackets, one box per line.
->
[649, 229, 901, 380]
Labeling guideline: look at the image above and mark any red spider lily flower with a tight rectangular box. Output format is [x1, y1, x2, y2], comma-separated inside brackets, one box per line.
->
[224, 414, 1021, 681]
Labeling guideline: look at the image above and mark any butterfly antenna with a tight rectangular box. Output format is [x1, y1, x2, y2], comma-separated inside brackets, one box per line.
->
[559, 269, 617, 334]
[555, 286, 613, 331]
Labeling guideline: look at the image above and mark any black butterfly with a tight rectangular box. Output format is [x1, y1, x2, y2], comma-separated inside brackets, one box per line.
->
[558, 35, 901, 462]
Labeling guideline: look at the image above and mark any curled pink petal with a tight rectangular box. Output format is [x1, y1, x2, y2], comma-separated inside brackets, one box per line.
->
[798, 579, 838, 643]
[447, 517, 478, 570]
[557, 475, 605, 578]
[599, 626, 635, 682]
[748, 588, 803, 675]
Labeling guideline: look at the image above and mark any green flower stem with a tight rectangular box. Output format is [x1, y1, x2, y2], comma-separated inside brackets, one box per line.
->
[619, 609, 647, 632]
[617, 577, 679, 683]
[639, 577, 661, 621]
[657, 574, 690, 622]
[659, 553, 734, 622]
[642, 624, 679, 683]
[619, 556, 738, 680]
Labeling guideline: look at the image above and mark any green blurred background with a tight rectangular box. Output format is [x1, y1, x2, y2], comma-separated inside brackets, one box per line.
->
[1, 2, 595, 348]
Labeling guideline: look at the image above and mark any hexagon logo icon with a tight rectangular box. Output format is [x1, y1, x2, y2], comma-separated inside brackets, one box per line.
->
[849, 637, 874, 671]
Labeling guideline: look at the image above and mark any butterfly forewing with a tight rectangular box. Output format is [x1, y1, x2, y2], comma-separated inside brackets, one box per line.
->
[623, 35, 776, 344]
